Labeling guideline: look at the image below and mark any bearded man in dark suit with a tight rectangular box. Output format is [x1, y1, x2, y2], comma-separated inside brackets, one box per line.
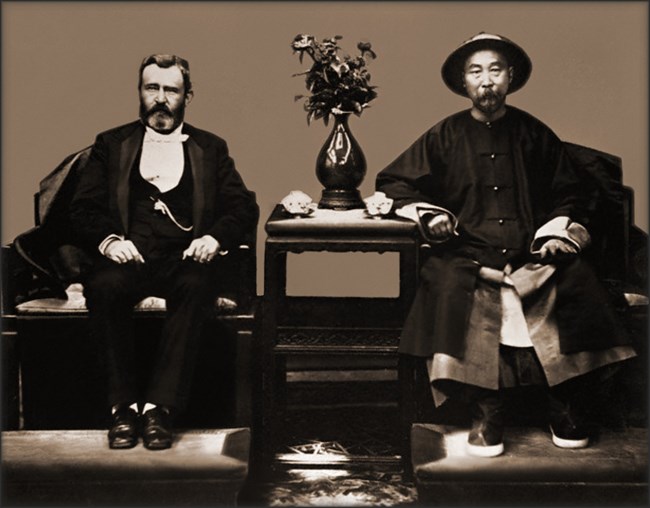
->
[70, 54, 259, 450]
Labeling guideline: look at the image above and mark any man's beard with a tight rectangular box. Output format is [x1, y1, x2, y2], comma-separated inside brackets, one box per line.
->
[474, 89, 506, 115]
[139, 102, 185, 133]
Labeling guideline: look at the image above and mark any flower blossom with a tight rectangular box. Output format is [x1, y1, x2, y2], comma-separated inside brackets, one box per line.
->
[291, 34, 378, 126]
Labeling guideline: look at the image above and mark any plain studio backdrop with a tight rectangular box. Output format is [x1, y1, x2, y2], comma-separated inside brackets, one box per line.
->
[2, 1, 647, 297]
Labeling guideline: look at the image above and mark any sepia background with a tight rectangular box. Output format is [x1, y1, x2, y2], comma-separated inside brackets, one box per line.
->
[2, 1, 647, 296]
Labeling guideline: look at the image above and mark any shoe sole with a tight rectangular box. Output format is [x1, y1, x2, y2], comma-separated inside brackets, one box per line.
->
[466, 441, 504, 458]
[550, 426, 589, 449]
[109, 440, 138, 450]
[143, 441, 172, 450]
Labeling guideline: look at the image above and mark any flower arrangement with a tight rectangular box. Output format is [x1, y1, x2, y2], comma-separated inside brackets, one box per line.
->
[291, 34, 378, 125]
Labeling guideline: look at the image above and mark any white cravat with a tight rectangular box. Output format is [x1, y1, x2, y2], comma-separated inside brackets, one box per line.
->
[140, 124, 189, 193]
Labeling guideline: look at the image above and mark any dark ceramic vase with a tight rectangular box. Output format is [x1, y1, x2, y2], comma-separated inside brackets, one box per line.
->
[315, 113, 366, 210]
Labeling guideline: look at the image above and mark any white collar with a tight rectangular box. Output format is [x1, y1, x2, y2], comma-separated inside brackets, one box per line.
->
[144, 124, 189, 143]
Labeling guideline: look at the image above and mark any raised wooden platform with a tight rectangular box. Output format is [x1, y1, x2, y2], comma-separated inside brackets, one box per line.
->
[2, 428, 251, 506]
[411, 424, 648, 505]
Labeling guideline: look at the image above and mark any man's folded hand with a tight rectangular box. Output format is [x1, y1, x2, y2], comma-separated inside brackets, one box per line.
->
[182, 235, 220, 263]
[104, 239, 145, 264]
[538, 238, 577, 260]
[426, 213, 455, 240]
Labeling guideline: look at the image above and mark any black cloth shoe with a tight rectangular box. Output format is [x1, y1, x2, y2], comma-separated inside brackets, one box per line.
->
[549, 394, 589, 449]
[467, 392, 505, 458]
[108, 405, 139, 449]
[142, 407, 173, 450]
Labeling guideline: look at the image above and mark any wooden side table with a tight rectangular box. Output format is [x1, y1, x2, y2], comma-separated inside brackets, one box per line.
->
[253, 205, 422, 469]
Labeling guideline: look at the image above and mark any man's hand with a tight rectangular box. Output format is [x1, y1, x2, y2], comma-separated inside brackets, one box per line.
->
[426, 214, 455, 240]
[538, 238, 578, 260]
[104, 239, 145, 264]
[182, 235, 220, 263]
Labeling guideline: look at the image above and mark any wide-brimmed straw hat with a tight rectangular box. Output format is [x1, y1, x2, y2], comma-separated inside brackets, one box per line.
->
[441, 32, 532, 97]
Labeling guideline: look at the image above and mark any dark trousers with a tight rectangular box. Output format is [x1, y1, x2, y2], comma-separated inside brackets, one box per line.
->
[83, 256, 219, 412]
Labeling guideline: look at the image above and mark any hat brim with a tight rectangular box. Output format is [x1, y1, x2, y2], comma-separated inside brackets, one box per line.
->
[442, 38, 532, 97]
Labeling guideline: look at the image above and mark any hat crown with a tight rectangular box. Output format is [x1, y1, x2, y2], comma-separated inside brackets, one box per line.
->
[461, 32, 511, 46]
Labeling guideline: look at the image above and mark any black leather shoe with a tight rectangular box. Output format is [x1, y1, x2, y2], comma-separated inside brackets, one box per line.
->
[142, 407, 173, 450]
[108, 405, 139, 449]
[467, 394, 505, 458]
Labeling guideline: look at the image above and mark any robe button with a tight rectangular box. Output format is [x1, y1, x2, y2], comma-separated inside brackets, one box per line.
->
[490, 153, 496, 159]
[499, 219, 504, 225]
[493, 186, 499, 191]
[501, 248, 507, 254]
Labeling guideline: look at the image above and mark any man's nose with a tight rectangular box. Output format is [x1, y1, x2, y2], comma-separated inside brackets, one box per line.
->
[480, 73, 493, 87]
[154, 90, 167, 103]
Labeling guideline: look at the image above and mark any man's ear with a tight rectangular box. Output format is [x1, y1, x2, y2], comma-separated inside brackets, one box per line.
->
[508, 66, 514, 84]
[184, 91, 194, 106]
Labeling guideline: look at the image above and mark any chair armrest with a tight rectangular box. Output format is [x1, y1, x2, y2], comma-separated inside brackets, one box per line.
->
[217, 242, 256, 314]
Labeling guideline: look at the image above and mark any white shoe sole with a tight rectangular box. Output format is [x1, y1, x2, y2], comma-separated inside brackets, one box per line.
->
[466, 441, 504, 457]
[550, 426, 589, 449]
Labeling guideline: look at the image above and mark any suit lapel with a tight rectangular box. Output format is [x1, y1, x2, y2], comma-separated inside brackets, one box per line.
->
[185, 129, 205, 236]
[118, 125, 144, 233]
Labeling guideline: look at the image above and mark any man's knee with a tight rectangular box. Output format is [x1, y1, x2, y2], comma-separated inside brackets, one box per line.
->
[84, 264, 140, 303]
[172, 262, 218, 300]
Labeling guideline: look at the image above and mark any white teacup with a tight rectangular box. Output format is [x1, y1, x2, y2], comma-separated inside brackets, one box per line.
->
[280, 190, 317, 216]
[364, 191, 393, 218]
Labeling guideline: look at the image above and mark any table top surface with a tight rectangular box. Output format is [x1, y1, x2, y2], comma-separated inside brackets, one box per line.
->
[265, 205, 418, 237]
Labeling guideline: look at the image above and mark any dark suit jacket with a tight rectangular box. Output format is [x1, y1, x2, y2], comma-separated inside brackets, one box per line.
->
[70, 121, 259, 254]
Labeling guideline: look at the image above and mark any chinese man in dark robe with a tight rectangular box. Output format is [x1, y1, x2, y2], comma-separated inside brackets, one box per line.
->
[376, 33, 635, 457]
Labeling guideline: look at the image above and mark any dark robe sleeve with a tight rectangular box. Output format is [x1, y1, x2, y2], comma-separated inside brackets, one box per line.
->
[533, 124, 593, 227]
[375, 129, 440, 209]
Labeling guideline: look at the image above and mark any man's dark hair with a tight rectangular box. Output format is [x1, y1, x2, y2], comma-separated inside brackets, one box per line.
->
[138, 54, 193, 95]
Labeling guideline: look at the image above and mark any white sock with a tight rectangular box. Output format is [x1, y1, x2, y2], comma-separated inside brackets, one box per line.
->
[111, 402, 138, 415]
[142, 402, 157, 414]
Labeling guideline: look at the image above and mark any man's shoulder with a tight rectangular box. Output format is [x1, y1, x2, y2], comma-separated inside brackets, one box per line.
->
[95, 120, 143, 141]
[183, 123, 228, 149]
[506, 106, 554, 131]
[424, 109, 472, 134]
[415, 110, 470, 141]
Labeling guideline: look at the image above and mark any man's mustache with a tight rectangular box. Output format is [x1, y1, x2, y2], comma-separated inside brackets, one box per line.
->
[147, 104, 173, 116]
[480, 89, 501, 101]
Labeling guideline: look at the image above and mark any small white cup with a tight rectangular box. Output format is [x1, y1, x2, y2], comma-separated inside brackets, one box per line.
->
[364, 191, 393, 218]
[280, 190, 317, 215]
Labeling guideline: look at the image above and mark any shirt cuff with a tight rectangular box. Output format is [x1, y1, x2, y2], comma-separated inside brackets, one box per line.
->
[203, 234, 228, 256]
[395, 202, 459, 244]
[98, 234, 124, 255]
[530, 216, 591, 254]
